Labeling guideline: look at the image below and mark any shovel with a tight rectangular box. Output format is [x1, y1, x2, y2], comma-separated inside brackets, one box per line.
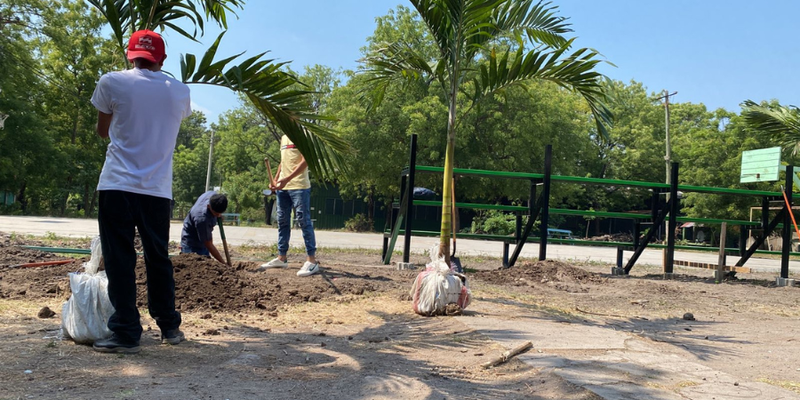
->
[264, 158, 277, 187]
[217, 216, 232, 267]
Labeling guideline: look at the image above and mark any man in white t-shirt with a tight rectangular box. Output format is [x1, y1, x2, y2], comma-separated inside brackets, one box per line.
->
[90, 30, 191, 354]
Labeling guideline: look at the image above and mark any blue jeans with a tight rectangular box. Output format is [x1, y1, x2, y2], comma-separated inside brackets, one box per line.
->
[181, 244, 209, 257]
[276, 188, 316, 257]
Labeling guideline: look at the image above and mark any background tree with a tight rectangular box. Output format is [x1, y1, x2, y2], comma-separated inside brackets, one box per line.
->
[172, 111, 213, 212]
[0, 0, 73, 214]
[35, 0, 120, 216]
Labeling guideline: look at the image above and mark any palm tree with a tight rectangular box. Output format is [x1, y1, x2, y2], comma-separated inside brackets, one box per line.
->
[362, 0, 612, 260]
[742, 100, 800, 156]
[88, 0, 347, 181]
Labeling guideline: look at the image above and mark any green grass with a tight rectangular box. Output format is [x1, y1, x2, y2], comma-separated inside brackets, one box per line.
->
[758, 378, 800, 394]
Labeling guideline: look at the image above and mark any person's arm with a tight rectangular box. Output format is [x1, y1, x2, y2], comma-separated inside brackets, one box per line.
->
[269, 163, 282, 191]
[274, 157, 307, 190]
[204, 240, 226, 264]
[96, 111, 112, 138]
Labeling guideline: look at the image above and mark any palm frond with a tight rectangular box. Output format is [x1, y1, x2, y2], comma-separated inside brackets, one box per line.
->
[199, 0, 244, 29]
[495, 0, 571, 48]
[87, 0, 129, 51]
[360, 42, 436, 111]
[473, 39, 612, 138]
[742, 100, 800, 154]
[181, 32, 350, 180]
[409, 0, 455, 64]
[88, 0, 245, 52]
[461, 0, 505, 59]
[142, 0, 204, 37]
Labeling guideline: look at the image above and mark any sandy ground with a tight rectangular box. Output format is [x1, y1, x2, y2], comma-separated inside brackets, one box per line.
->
[2, 231, 800, 399]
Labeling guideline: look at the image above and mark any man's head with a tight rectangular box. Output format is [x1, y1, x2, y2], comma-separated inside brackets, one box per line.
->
[208, 193, 228, 216]
[126, 30, 166, 69]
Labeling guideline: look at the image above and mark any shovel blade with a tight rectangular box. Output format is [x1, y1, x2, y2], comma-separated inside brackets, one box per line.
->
[450, 257, 463, 274]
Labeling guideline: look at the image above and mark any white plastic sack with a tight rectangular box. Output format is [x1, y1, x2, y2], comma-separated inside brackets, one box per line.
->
[61, 236, 115, 344]
[410, 244, 471, 316]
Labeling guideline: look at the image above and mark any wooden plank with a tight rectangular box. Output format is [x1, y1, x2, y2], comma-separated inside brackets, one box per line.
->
[673, 259, 751, 274]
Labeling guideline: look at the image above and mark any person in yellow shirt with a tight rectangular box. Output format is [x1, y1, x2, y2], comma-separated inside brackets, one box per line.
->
[259, 135, 319, 276]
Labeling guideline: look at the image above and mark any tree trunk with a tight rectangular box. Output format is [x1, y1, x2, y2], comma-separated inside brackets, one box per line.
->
[366, 192, 374, 221]
[87, 184, 98, 217]
[17, 182, 27, 214]
[59, 176, 72, 217]
[84, 183, 96, 217]
[439, 74, 458, 264]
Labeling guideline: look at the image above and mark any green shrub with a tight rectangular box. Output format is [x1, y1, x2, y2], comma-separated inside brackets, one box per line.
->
[345, 214, 373, 232]
[240, 208, 266, 226]
[470, 210, 516, 236]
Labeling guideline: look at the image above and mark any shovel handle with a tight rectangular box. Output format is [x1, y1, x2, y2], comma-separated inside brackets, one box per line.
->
[264, 158, 277, 187]
[217, 216, 232, 267]
[451, 178, 457, 257]
[781, 185, 800, 242]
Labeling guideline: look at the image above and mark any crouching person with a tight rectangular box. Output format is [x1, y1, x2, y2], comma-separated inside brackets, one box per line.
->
[180, 191, 228, 264]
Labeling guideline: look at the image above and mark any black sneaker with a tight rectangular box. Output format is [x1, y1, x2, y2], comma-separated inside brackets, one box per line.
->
[161, 329, 186, 345]
[93, 334, 141, 354]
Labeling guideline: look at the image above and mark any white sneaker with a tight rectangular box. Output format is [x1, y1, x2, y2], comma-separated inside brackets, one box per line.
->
[258, 257, 288, 271]
[297, 261, 320, 277]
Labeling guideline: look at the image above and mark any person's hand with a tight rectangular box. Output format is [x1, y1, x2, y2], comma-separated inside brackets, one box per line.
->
[274, 178, 288, 190]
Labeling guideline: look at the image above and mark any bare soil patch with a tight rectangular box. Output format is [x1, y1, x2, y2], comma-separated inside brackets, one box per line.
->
[2, 230, 800, 398]
[473, 259, 607, 293]
[0, 233, 599, 399]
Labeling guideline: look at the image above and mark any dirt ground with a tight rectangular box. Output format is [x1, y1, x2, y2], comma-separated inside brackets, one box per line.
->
[2, 230, 800, 399]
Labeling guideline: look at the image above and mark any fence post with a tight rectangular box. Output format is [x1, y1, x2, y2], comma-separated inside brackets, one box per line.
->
[781, 165, 793, 279]
[716, 222, 727, 282]
[664, 162, 679, 275]
[538, 145, 552, 261]
[403, 134, 417, 264]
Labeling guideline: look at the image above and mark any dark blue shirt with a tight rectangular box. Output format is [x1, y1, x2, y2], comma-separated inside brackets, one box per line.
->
[180, 191, 217, 251]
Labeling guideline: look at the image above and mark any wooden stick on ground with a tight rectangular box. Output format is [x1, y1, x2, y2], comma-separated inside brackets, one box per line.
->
[9, 260, 73, 269]
[480, 341, 532, 369]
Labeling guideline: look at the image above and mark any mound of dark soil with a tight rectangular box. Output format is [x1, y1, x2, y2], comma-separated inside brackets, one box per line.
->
[0, 243, 408, 313]
[470, 259, 606, 292]
[0, 232, 72, 268]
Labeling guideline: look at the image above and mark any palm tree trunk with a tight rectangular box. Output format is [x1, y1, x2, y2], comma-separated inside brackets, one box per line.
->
[440, 75, 458, 263]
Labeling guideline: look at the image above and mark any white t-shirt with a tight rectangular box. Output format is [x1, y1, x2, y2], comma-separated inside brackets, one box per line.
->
[91, 68, 191, 199]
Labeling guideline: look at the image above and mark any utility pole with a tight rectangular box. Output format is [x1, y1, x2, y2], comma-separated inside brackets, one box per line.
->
[655, 90, 678, 187]
[204, 130, 215, 192]
[653, 90, 677, 242]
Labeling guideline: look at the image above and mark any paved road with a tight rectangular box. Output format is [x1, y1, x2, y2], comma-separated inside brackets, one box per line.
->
[1, 215, 798, 274]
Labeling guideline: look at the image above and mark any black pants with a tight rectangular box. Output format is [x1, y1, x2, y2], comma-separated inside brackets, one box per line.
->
[98, 190, 181, 343]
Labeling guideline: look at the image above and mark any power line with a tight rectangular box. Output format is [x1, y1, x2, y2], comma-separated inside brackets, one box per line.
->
[1, 45, 88, 102]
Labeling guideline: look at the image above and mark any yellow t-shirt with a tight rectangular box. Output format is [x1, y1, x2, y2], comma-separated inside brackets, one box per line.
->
[279, 135, 310, 190]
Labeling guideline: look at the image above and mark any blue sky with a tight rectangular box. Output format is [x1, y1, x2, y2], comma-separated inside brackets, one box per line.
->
[160, 1, 799, 124]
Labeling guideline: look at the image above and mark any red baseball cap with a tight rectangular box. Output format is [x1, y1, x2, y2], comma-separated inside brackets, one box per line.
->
[126, 30, 165, 63]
